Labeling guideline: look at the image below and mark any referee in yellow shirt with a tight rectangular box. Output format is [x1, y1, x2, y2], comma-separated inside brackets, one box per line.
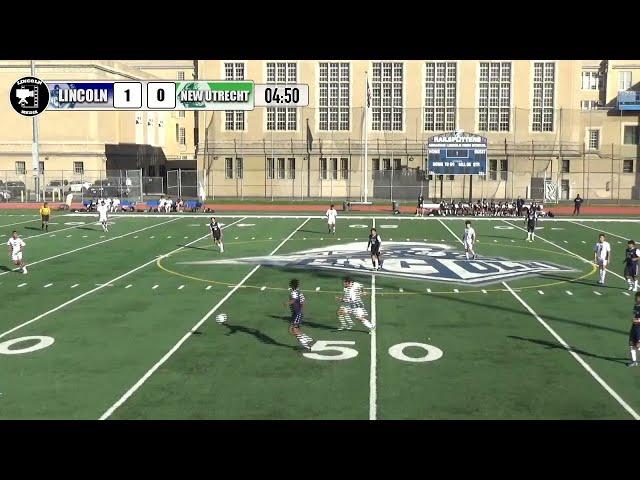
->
[39, 202, 51, 231]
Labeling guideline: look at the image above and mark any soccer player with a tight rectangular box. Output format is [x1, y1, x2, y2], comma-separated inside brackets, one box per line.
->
[336, 276, 375, 332]
[416, 193, 424, 216]
[462, 220, 477, 260]
[326, 204, 338, 235]
[524, 205, 538, 242]
[209, 216, 224, 253]
[7, 230, 27, 274]
[112, 197, 120, 213]
[628, 292, 640, 367]
[39, 202, 51, 231]
[284, 279, 314, 350]
[594, 233, 611, 285]
[367, 228, 382, 270]
[97, 200, 109, 232]
[623, 240, 640, 291]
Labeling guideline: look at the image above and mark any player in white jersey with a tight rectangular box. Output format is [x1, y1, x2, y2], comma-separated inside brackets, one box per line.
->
[594, 233, 611, 285]
[326, 204, 338, 234]
[158, 196, 166, 213]
[97, 200, 109, 232]
[7, 230, 27, 274]
[112, 197, 120, 213]
[336, 277, 375, 333]
[462, 220, 477, 260]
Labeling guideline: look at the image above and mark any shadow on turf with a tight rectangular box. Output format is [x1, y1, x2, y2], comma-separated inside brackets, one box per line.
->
[192, 323, 302, 351]
[267, 314, 365, 333]
[24, 226, 42, 231]
[177, 244, 216, 252]
[508, 335, 628, 365]
[0, 265, 13, 272]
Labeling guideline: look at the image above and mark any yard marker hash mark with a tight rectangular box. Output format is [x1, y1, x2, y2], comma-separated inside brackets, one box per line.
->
[566, 291, 573, 296]
[594, 291, 602, 296]
[538, 290, 544, 295]
[315, 287, 320, 291]
[71, 284, 79, 289]
[100, 217, 310, 420]
[152, 285, 159, 290]
[502, 281, 640, 420]
[206, 285, 212, 290]
[43, 283, 53, 288]
[18, 283, 26, 287]
[178, 285, 184, 290]
[623, 292, 630, 296]
[125, 284, 132, 289]
[260, 286, 266, 291]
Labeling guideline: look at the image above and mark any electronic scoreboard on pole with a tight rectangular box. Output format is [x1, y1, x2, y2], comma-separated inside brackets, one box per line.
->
[427, 130, 487, 176]
[9, 77, 310, 115]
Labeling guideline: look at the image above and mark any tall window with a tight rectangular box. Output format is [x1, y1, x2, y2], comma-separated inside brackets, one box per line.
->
[277, 158, 286, 179]
[581, 71, 599, 90]
[224, 62, 245, 131]
[39, 161, 44, 172]
[236, 158, 243, 179]
[319, 62, 350, 131]
[588, 129, 600, 150]
[425, 62, 456, 131]
[372, 62, 403, 131]
[320, 158, 328, 179]
[619, 71, 632, 91]
[179, 127, 186, 145]
[267, 62, 297, 131]
[341, 158, 349, 179]
[288, 158, 296, 179]
[532, 62, 555, 132]
[499, 159, 509, 180]
[478, 62, 511, 132]
[372, 158, 380, 171]
[561, 159, 570, 173]
[624, 126, 639, 145]
[74, 162, 84, 174]
[383, 158, 391, 170]
[624, 160, 634, 173]
[489, 159, 498, 181]
[330, 158, 338, 180]
[393, 158, 401, 170]
[225, 158, 234, 179]
[266, 158, 275, 179]
[15, 161, 25, 174]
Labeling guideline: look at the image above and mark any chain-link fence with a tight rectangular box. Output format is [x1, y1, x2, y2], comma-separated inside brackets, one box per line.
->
[0, 170, 143, 202]
[196, 106, 640, 203]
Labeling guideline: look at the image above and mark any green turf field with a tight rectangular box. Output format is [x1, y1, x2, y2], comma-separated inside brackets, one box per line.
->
[1, 209, 640, 419]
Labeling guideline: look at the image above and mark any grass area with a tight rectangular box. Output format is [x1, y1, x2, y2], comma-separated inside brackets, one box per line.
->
[1, 211, 640, 419]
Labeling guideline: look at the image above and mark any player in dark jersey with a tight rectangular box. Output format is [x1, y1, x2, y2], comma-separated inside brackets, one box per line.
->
[524, 206, 538, 242]
[628, 292, 640, 367]
[624, 240, 640, 291]
[367, 228, 382, 270]
[284, 279, 314, 350]
[208, 216, 224, 253]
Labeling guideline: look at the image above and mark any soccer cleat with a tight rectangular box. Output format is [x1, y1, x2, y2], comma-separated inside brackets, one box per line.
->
[629, 285, 634, 291]
[627, 362, 639, 367]
[22, 268, 27, 274]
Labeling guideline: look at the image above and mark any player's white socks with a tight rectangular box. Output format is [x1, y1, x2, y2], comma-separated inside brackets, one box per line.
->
[362, 319, 374, 330]
[465, 252, 470, 259]
[22, 266, 27, 274]
[219, 243, 224, 253]
[296, 333, 313, 347]
[635, 280, 638, 291]
[599, 269, 606, 283]
[631, 348, 637, 362]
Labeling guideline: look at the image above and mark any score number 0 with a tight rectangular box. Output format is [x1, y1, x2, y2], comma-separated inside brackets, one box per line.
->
[147, 82, 176, 109]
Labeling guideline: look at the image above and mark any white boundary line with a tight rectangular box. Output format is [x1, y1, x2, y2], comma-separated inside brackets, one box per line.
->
[99, 216, 310, 420]
[568, 220, 630, 241]
[502, 282, 640, 420]
[502, 220, 627, 282]
[370, 217, 377, 421]
[0, 218, 41, 228]
[62, 213, 640, 223]
[0, 217, 180, 277]
[439, 217, 639, 419]
[0, 217, 247, 340]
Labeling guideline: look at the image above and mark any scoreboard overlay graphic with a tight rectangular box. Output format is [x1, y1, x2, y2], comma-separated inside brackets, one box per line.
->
[427, 130, 488, 176]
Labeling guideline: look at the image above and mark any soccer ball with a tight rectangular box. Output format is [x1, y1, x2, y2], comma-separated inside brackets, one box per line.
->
[215, 313, 228, 324]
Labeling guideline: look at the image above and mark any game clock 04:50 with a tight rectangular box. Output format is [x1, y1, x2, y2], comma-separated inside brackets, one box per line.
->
[254, 84, 309, 107]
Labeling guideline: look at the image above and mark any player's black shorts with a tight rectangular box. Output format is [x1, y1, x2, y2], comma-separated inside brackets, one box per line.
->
[625, 263, 639, 278]
[290, 312, 303, 327]
[212, 232, 221, 240]
[527, 221, 536, 232]
[41, 215, 50, 222]
[371, 247, 380, 256]
[630, 324, 640, 344]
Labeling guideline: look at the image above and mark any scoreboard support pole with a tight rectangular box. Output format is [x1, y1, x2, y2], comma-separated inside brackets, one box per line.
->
[469, 174, 473, 203]
[31, 60, 40, 202]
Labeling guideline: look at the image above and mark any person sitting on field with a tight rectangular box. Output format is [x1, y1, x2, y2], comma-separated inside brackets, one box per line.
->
[176, 198, 184, 213]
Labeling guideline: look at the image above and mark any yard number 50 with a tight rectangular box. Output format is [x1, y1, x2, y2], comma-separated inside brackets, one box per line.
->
[303, 340, 443, 363]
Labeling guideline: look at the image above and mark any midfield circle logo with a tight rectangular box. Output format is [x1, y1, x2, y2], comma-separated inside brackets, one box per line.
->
[179, 242, 575, 286]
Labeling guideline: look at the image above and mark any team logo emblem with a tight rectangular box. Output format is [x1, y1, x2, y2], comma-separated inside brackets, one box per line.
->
[178, 242, 575, 286]
[10, 77, 50, 116]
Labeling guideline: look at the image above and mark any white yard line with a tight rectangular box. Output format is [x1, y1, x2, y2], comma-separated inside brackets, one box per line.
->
[0, 217, 181, 277]
[0, 218, 40, 228]
[370, 216, 377, 421]
[502, 281, 640, 420]
[99, 217, 310, 420]
[568, 220, 630, 241]
[0, 217, 246, 340]
[502, 220, 627, 282]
